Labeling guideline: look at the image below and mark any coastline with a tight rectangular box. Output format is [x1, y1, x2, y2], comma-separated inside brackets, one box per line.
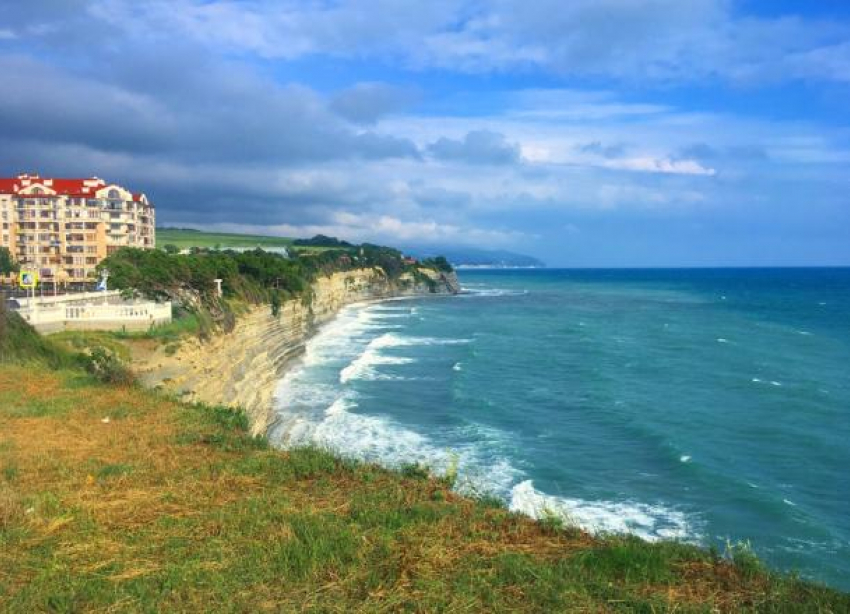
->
[131, 266, 459, 435]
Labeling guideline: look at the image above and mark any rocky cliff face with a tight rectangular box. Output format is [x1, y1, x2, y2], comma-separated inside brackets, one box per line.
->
[134, 267, 459, 435]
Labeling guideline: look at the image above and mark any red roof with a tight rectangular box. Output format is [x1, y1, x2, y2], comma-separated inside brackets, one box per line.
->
[0, 174, 151, 205]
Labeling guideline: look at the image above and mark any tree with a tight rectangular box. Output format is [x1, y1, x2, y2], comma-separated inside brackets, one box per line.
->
[0, 247, 19, 276]
[162, 244, 179, 254]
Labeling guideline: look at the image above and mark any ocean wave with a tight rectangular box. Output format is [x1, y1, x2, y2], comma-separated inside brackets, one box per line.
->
[370, 332, 473, 348]
[340, 344, 415, 384]
[459, 287, 529, 298]
[337, 332, 471, 383]
[300, 305, 385, 367]
[274, 392, 521, 492]
[509, 481, 696, 542]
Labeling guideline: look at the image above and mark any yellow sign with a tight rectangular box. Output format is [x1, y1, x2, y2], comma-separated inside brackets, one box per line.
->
[19, 270, 38, 289]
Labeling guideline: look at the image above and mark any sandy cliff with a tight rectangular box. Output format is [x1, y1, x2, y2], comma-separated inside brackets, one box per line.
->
[133, 267, 459, 434]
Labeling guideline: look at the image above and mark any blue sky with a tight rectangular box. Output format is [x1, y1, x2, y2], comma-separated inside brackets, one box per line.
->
[1, 1, 848, 266]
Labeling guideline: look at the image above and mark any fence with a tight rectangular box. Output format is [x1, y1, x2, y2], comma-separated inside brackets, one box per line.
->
[15, 295, 172, 334]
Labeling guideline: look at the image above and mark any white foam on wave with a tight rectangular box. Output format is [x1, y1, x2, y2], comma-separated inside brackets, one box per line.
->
[751, 377, 783, 387]
[276, 392, 522, 497]
[460, 287, 528, 298]
[717, 338, 729, 344]
[339, 334, 416, 383]
[453, 362, 462, 372]
[338, 332, 471, 383]
[509, 481, 695, 542]
[371, 332, 473, 348]
[680, 455, 692, 463]
[299, 304, 387, 368]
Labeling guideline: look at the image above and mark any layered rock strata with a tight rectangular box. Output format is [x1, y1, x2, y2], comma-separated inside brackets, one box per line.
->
[134, 267, 459, 435]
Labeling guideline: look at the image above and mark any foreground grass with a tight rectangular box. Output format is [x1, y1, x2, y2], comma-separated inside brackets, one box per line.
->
[1, 365, 848, 612]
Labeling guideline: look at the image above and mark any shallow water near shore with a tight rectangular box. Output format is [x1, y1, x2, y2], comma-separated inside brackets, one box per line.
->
[269, 268, 850, 590]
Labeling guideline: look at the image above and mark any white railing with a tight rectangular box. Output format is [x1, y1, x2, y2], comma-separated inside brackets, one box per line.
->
[17, 297, 172, 333]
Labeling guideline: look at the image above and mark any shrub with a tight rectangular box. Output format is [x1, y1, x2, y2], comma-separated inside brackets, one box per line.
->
[85, 347, 135, 386]
[726, 540, 764, 579]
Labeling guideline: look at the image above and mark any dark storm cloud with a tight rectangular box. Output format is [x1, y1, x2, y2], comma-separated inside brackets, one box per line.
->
[428, 131, 520, 165]
[0, 53, 420, 166]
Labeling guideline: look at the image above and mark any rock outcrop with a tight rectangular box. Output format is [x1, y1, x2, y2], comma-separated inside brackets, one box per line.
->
[134, 267, 459, 435]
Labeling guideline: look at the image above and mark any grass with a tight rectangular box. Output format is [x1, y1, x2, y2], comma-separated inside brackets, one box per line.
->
[1, 364, 848, 612]
[48, 313, 202, 364]
[156, 228, 296, 250]
[0, 307, 78, 369]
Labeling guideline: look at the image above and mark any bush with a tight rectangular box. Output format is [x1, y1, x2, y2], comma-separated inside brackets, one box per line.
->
[85, 347, 135, 386]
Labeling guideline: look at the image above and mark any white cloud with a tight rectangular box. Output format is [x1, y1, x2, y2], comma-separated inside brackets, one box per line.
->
[602, 157, 717, 176]
[89, 0, 850, 84]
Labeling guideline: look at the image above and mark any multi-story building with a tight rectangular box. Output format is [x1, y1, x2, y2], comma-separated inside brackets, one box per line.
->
[0, 173, 155, 285]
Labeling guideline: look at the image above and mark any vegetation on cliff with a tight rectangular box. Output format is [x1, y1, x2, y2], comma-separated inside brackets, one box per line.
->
[1, 308, 849, 612]
[97, 242, 453, 338]
[101, 243, 450, 303]
[292, 234, 354, 248]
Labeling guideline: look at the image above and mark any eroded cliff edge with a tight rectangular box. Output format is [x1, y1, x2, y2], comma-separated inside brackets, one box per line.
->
[132, 267, 459, 435]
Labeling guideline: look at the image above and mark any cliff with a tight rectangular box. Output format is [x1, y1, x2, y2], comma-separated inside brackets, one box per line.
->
[133, 267, 459, 434]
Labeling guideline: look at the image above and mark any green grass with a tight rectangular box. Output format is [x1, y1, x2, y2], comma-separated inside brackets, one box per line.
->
[155, 227, 340, 253]
[49, 314, 202, 357]
[0, 306, 77, 369]
[156, 228, 295, 250]
[48, 330, 133, 360]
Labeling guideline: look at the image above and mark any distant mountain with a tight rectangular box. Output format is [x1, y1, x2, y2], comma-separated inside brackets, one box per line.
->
[407, 246, 545, 268]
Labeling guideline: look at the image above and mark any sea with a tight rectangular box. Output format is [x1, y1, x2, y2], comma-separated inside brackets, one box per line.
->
[268, 268, 850, 590]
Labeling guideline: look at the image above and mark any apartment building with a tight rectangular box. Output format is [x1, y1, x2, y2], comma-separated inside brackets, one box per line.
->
[0, 173, 155, 285]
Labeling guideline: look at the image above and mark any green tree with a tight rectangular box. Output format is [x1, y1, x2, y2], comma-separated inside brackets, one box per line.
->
[0, 247, 19, 276]
[162, 244, 179, 254]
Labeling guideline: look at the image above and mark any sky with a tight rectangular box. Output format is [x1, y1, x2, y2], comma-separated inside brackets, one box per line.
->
[1, 0, 849, 266]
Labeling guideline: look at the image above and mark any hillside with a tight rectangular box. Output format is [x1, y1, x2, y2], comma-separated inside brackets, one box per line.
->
[1, 306, 849, 611]
[155, 228, 296, 250]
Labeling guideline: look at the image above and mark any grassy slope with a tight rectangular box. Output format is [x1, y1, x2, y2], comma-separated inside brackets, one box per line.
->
[1, 366, 848, 612]
[155, 228, 296, 250]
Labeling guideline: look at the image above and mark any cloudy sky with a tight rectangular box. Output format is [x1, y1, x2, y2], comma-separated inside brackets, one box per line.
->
[1, 1, 849, 266]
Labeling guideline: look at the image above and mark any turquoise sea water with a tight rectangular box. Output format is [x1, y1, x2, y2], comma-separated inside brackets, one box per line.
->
[269, 268, 850, 590]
